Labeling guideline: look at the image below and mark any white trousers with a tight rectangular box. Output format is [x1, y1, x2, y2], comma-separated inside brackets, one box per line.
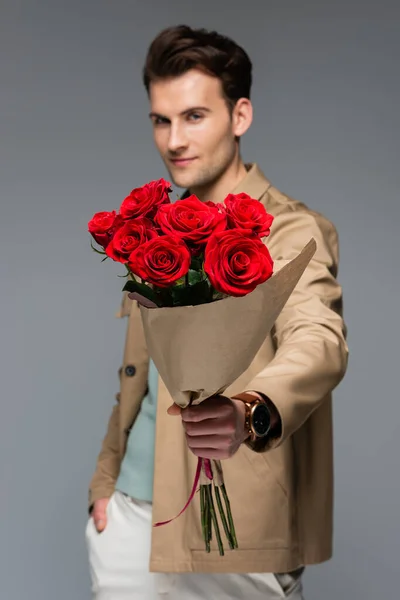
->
[85, 490, 305, 600]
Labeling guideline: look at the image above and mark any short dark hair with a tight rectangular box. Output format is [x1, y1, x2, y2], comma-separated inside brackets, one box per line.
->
[142, 25, 252, 110]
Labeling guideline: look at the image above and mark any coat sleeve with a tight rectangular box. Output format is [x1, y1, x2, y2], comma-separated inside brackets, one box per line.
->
[87, 292, 133, 511]
[88, 401, 121, 511]
[244, 208, 349, 451]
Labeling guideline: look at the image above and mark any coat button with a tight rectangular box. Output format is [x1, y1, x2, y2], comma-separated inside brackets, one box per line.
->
[124, 364, 136, 377]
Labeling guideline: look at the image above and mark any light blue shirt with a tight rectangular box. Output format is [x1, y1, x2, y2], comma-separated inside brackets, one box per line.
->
[115, 358, 158, 502]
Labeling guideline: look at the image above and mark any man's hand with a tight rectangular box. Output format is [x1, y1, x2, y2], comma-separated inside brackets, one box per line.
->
[91, 498, 109, 532]
[167, 395, 248, 459]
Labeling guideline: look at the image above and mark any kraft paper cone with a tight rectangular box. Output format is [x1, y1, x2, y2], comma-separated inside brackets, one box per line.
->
[139, 237, 317, 408]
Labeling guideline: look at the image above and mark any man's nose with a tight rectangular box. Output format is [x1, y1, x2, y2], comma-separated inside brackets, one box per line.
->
[168, 123, 187, 153]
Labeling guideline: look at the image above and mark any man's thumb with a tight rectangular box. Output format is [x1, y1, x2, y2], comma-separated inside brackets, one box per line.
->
[93, 499, 109, 532]
[167, 403, 181, 416]
[94, 515, 107, 532]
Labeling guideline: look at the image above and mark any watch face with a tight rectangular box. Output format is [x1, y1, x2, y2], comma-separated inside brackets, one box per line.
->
[252, 403, 271, 437]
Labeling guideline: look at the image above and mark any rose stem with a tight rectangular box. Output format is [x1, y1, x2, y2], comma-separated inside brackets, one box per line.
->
[206, 484, 224, 556]
[200, 485, 210, 552]
[200, 486, 205, 543]
[214, 484, 234, 550]
[221, 483, 238, 549]
[207, 490, 212, 543]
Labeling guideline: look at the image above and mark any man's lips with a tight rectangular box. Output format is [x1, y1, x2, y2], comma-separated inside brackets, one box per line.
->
[170, 157, 196, 166]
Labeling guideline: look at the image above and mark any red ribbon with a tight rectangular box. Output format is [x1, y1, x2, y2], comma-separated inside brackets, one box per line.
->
[154, 457, 213, 527]
[203, 458, 213, 480]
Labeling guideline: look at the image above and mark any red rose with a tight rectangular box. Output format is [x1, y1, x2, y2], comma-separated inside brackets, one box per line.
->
[224, 193, 274, 237]
[204, 229, 274, 297]
[88, 210, 123, 248]
[120, 178, 172, 220]
[105, 218, 158, 263]
[128, 235, 191, 288]
[155, 195, 227, 253]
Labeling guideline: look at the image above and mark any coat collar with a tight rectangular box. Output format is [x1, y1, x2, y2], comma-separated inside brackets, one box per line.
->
[231, 163, 272, 200]
[180, 162, 272, 201]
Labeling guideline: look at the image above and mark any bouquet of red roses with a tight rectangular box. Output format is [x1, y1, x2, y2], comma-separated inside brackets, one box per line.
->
[88, 178, 316, 555]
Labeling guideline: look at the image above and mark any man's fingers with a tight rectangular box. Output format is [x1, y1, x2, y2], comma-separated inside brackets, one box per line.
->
[182, 403, 229, 423]
[94, 516, 106, 532]
[92, 509, 107, 532]
[92, 498, 109, 532]
[190, 447, 230, 460]
[185, 433, 231, 450]
[183, 418, 234, 436]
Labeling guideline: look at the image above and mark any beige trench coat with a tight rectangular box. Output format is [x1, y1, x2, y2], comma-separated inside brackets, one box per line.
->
[88, 163, 349, 574]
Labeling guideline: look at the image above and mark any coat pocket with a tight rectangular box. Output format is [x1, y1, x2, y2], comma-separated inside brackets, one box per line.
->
[188, 446, 292, 551]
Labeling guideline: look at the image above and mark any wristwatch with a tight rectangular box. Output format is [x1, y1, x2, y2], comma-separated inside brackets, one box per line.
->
[232, 392, 271, 442]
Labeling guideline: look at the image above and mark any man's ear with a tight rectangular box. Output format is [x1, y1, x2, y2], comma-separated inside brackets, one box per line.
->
[232, 98, 253, 138]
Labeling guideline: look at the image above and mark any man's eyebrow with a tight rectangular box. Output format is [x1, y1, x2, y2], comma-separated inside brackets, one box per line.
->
[148, 106, 211, 119]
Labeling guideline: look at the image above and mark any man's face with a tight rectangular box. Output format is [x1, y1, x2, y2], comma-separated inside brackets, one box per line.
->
[148, 69, 238, 191]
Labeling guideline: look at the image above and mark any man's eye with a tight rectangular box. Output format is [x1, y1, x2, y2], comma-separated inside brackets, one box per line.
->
[188, 113, 202, 121]
[154, 117, 169, 126]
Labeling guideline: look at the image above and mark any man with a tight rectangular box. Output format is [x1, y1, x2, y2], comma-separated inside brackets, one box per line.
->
[85, 25, 349, 599]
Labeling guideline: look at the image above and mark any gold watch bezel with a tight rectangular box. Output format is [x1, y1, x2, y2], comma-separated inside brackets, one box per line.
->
[244, 400, 271, 441]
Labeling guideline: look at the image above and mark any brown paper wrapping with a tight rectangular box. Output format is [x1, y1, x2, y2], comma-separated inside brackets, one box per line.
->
[139, 238, 317, 409]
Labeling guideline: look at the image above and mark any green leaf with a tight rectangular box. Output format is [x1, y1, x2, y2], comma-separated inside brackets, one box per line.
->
[122, 279, 161, 306]
[90, 239, 106, 255]
[190, 255, 204, 271]
[212, 291, 226, 301]
[156, 287, 174, 307]
[171, 279, 212, 306]
[174, 276, 186, 287]
[188, 269, 205, 286]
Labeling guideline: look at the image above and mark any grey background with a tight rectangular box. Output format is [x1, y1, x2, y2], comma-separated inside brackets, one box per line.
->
[1, 1, 399, 599]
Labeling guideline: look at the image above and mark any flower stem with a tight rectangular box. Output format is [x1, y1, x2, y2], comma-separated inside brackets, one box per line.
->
[200, 485, 210, 552]
[214, 485, 234, 550]
[206, 484, 224, 556]
[200, 485, 206, 541]
[221, 484, 238, 549]
[207, 491, 212, 542]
